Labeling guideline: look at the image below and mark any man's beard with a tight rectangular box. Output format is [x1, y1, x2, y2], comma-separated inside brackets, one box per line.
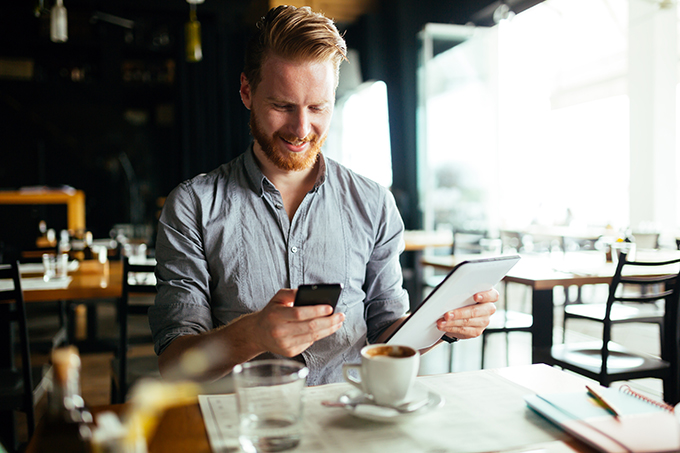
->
[250, 111, 325, 172]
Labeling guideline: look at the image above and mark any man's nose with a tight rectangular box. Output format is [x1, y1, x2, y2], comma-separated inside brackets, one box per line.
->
[290, 109, 312, 140]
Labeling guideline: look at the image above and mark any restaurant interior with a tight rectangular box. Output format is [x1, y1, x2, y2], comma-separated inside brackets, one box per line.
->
[2, 0, 680, 452]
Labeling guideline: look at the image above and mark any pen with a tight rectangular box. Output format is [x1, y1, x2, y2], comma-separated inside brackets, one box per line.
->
[586, 385, 621, 418]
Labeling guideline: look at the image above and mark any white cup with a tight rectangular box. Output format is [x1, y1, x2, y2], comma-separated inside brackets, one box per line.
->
[342, 344, 420, 407]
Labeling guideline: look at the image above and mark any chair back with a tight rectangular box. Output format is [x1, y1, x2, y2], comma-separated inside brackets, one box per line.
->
[632, 232, 660, 250]
[0, 262, 36, 434]
[602, 252, 680, 389]
[115, 256, 157, 402]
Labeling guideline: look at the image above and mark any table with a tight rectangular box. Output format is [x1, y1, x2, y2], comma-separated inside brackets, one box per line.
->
[25, 364, 596, 453]
[0, 188, 86, 232]
[0, 259, 124, 449]
[421, 250, 680, 365]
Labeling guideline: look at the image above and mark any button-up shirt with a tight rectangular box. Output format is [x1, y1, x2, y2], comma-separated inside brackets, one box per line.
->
[148, 145, 409, 385]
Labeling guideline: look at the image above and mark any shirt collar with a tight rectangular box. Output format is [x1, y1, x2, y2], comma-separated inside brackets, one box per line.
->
[243, 142, 328, 196]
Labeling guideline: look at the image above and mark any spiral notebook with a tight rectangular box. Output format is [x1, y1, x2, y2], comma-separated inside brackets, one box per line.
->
[525, 386, 679, 453]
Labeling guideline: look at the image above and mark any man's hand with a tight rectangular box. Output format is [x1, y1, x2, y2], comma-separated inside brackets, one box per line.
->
[251, 288, 345, 357]
[436, 288, 499, 340]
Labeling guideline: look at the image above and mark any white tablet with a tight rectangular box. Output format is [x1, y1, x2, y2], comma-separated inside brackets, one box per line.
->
[386, 255, 521, 350]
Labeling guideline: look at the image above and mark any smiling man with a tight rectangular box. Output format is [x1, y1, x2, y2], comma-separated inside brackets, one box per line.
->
[149, 5, 498, 385]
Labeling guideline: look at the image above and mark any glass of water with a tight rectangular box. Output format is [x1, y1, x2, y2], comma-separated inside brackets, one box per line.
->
[233, 359, 309, 453]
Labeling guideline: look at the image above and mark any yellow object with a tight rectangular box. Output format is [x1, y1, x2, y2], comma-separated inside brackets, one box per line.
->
[122, 380, 201, 450]
[185, 8, 202, 62]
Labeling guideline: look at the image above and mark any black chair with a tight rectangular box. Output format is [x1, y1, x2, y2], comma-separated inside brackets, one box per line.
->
[480, 281, 533, 368]
[110, 256, 159, 404]
[549, 252, 680, 404]
[0, 262, 51, 450]
[562, 252, 665, 347]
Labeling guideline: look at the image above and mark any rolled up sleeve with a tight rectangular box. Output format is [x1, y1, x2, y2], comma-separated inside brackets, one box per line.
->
[149, 182, 214, 355]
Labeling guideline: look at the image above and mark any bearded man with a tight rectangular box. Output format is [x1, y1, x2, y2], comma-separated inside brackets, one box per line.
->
[149, 5, 498, 385]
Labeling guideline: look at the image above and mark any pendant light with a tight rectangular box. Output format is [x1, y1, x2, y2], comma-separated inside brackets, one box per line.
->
[185, 0, 204, 62]
[50, 0, 68, 42]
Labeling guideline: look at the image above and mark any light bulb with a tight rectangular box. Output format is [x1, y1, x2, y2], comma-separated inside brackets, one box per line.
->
[185, 8, 202, 62]
[50, 0, 68, 43]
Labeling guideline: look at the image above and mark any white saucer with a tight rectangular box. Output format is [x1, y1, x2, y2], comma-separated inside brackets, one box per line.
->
[337, 383, 444, 422]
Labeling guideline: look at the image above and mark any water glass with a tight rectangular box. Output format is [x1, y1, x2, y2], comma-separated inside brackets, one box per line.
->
[233, 359, 309, 453]
[42, 253, 56, 281]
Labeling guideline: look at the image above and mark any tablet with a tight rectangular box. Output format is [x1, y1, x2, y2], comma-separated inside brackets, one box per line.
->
[386, 254, 521, 350]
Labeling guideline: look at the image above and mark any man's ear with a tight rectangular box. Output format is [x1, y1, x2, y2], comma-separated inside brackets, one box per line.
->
[240, 73, 252, 110]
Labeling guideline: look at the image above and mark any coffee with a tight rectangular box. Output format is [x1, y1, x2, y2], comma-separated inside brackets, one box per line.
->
[364, 345, 415, 358]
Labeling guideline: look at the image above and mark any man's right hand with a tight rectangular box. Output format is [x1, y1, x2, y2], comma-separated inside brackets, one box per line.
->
[251, 288, 345, 357]
[159, 288, 345, 381]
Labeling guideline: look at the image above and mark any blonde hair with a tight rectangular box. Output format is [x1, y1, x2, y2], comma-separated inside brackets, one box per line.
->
[243, 5, 348, 92]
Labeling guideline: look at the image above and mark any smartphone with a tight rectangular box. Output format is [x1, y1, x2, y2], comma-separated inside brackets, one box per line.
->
[294, 283, 343, 313]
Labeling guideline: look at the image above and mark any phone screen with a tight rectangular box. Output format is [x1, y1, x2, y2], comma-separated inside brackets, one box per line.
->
[294, 283, 342, 312]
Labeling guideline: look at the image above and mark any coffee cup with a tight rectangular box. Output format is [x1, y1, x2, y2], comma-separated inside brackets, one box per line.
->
[342, 344, 419, 407]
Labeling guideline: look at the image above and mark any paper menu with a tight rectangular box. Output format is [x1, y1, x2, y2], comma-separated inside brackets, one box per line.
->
[525, 388, 680, 453]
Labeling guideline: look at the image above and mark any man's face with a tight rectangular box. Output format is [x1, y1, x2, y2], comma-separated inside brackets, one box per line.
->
[240, 54, 336, 172]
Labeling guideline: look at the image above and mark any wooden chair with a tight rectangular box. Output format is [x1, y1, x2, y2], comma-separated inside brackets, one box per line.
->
[549, 252, 680, 404]
[110, 256, 159, 404]
[0, 262, 51, 450]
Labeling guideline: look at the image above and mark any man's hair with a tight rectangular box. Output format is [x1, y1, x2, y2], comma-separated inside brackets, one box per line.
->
[243, 5, 348, 93]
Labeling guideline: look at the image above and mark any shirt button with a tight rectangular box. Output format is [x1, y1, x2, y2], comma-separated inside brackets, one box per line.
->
[291, 246, 298, 253]
[274, 203, 283, 209]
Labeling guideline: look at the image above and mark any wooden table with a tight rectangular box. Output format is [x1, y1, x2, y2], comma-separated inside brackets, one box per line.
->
[22, 259, 123, 303]
[25, 364, 596, 453]
[1, 260, 124, 450]
[421, 251, 680, 365]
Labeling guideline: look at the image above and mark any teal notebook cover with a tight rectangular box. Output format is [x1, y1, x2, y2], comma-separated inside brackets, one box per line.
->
[525, 387, 679, 453]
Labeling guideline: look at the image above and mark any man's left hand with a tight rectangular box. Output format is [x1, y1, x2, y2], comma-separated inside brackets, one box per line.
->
[436, 288, 499, 340]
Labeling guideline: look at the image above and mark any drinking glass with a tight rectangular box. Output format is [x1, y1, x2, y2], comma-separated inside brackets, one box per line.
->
[233, 360, 309, 453]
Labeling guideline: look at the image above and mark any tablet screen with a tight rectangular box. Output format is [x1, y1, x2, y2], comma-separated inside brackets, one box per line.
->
[386, 255, 521, 350]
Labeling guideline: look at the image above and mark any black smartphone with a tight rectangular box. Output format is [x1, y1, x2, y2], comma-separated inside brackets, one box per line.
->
[294, 283, 343, 312]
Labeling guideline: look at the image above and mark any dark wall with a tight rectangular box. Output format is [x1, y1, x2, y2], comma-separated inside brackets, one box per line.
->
[0, 1, 543, 249]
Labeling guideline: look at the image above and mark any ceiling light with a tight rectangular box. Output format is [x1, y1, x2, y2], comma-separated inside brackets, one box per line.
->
[50, 0, 68, 42]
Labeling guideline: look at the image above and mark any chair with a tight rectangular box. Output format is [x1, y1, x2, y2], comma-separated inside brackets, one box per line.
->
[480, 281, 533, 368]
[110, 256, 159, 404]
[549, 253, 680, 404]
[0, 262, 51, 450]
[632, 232, 660, 251]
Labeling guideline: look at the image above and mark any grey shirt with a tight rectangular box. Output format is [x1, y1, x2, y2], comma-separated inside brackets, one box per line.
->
[148, 146, 410, 385]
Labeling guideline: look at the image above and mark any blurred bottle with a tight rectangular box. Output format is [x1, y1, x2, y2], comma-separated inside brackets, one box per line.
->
[83, 231, 94, 260]
[58, 229, 72, 255]
[32, 346, 93, 452]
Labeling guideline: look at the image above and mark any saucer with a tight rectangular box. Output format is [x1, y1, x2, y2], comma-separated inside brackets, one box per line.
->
[337, 383, 444, 422]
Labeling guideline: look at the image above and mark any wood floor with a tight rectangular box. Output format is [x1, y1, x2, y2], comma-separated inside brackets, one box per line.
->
[14, 283, 667, 449]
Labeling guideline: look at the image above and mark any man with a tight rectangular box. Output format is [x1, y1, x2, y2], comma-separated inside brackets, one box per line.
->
[149, 5, 497, 386]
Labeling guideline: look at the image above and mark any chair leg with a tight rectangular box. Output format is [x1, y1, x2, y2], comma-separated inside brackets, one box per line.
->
[481, 333, 488, 369]
[504, 332, 510, 366]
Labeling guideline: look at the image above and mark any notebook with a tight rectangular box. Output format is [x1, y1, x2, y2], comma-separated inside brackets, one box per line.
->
[386, 255, 521, 350]
[525, 386, 680, 453]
